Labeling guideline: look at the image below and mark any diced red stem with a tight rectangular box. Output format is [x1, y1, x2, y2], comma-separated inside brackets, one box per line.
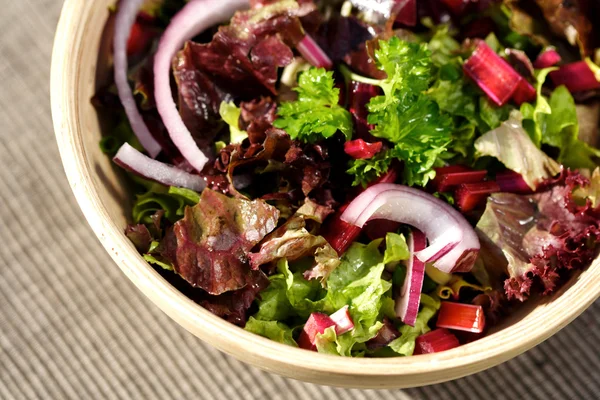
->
[436, 302, 486, 333]
[127, 20, 156, 57]
[496, 171, 533, 194]
[298, 312, 336, 351]
[344, 139, 383, 159]
[463, 41, 523, 106]
[413, 328, 460, 355]
[512, 79, 537, 106]
[455, 181, 500, 212]
[533, 48, 562, 69]
[329, 306, 354, 335]
[440, 0, 470, 15]
[432, 166, 487, 193]
[394, 0, 417, 26]
[549, 61, 600, 93]
[322, 168, 398, 255]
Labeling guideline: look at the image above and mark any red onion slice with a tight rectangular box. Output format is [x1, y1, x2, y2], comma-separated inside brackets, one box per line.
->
[395, 229, 426, 326]
[154, 0, 250, 172]
[114, 0, 162, 158]
[340, 184, 479, 273]
[296, 34, 333, 69]
[113, 143, 206, 192]
[340, 183, 397, 224]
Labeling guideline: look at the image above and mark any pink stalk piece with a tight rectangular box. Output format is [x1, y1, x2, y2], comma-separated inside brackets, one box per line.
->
[330, 306, 354, 335]
[549, 61, 600, 93]
[463, 40, 522, 106]
[298, 312, 336, 351]
[533, 48, 561, 69]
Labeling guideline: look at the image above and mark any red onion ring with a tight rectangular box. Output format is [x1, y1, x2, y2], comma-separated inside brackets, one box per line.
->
[154, 0, 250, 172]
[113, 143, 206, 192]
[340, 184, 479, 273]
[114, 0, 162, 158]
[395, 229, 426, 326]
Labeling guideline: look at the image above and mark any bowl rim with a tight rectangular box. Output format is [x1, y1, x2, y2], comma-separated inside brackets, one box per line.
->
[50, 0, 600, 388]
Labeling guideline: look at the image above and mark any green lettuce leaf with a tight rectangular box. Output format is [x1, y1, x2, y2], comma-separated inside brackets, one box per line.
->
[520, 70, 600, 169]
[278, 259, 326, 318]
[253, 274, 293, 321]
[424, 25, 513, 164]
[245, 317, 297, 346]
[132, 183, 200, 224]
[252, 258, 325, 322]
[544, 86, 600, 169]
[249, 200, 339, 283]
[274, 68, 353, 143]
[519, 68, 555, 146]
[388, 305, 438, 356]
[427, 25, 461, 67]
[383, 232, 410, 265]
[475, 111, 561, 189]
[319, 237, 400, 356]
[249, 236, 406, 354]
[219, 101, 248, 144]
[143, 253, 174, 271]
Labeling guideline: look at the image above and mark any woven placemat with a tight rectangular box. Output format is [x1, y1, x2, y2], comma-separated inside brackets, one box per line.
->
[1, 1, 598, 399]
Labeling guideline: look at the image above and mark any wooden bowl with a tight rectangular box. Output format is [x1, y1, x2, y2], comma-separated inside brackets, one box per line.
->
[51, 0, 600, 388]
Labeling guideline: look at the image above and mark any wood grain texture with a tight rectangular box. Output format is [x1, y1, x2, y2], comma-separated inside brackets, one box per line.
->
[50, 0, 600, 388]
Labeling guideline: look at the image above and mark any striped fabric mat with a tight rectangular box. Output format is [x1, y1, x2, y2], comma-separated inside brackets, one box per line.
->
[1, 0, 598, 398]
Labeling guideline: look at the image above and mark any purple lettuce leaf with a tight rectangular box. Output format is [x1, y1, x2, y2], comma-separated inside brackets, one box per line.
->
[239, 97, 277, 144]
[181, 1, 305, 99]
[249, 199, 339, 282]
[125, 223, 153, 253]
[477, 170, 600, 301]
[199, 270, 270, 326]
[171, 189, 279, 295]
[172, 44, 231, 153]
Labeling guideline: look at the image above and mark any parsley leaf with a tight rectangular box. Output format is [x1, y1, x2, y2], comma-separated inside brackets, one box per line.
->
[347, 151, 394, 187]
[362, 37, 453, 186]
[274, 68, 353, 143]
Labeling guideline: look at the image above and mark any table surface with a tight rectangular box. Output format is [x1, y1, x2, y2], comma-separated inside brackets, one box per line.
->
[1, 1, 599, 399]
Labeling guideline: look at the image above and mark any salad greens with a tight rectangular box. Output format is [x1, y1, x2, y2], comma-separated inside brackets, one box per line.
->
[343, 38, 453, 187]
[100, 0, 600, 357]
[274, 68, 353, 143]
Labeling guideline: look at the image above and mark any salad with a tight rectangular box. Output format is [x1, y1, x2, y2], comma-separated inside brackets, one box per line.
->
[94, 0, 600, 357]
